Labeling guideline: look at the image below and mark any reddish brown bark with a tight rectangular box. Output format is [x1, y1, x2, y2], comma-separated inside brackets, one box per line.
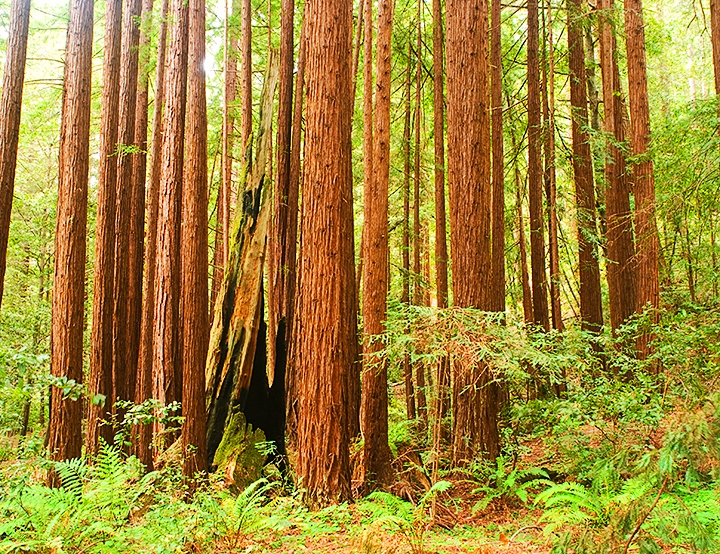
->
[446, 0, 499, 463]
[490, 0, 505, 313]
[598, 0, 636, 333]
[362, 0, 395, 492]
[568, 0, 603, 332]
[624, 0, 659, 360]
[181, 0, 209, 481]
[240, 0, 252, 158]
[135, 0, 169, 470]
[221, 0, 237, 282]
[294, 0, 355, 506]
[527, 0, 549, 332]
[48, 0, 94, 473]
[114, 0, 143, 415]
[0, 0, 30, 312]
[542, 3, 562, 332]
[152, 0, 189, 445]
[87, 0, 121, 456]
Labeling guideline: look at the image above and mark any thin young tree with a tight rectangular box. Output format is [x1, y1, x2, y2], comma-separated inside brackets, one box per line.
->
[598, 0, 636, 333]
[624, 0, 659, 360]
[527, 0, 550, 331]
[490, 0, 505, 313]
[181, 0, 209, 481]
[86, 0, 122, 455]
[568, 0, 603, 332]
[135, 0, 169, 469]
[240, 0, 252, 157]
[152, 0, 189, 442]
[0, 0, 31, 312]
[47, 0, 94, 474]
[446, 0, 499, 463]
[362, 0, 395, 492]
[294, 0, 355, 506]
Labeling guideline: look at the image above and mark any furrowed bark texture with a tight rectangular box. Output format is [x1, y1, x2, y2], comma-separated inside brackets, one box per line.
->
[527, 0, 550, 331]
[48, 0, 93, 473]
[182, 0, 209, 481]
[362, 0, 395, 492]
[624, 0, 659, 360]
[294, 0, 355, 506]
[135, 0, 168, 469]
[152, 0, 189, 445]
[114, 0, 143, 411]
[568, 0, 603, 332]
[0, 0, 31, 312]
[598, 0, 636, 332]
[87, 0, 122, 455]
[446, 0, 499, 463]
[490, 0, 505, 313]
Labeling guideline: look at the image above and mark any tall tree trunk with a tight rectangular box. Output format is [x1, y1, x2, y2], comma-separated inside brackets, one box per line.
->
[284, 17, 306, 441]
[624, 0, 659, 360]
[542, 2, 562, 332]
[269, 0, 295, 390]
[48, 0, 93, 475]
[431, 0, 449, 449]
[413, 7, 428, 432]
[0, 0, 30, 312]
[152, 0, 189, 447]
[295, 0, 354, 506]
[220, 0, 238, 298]
[447, 0, 499, 463]
[401, 47, 415, 422]
[135, 0, 169, 469]
[87, 0, 122, 456]
[362, 0, 395, 492]
[181, 0, 209, 482]
[490, 0, 505, 313]
[240, 0, 252, 158]
[527, 0, 550, 332]
[568, 0, 603, 333]
[114, 0, 143, 416]
[598, 0, 636, 333]
[128, 0, 153, 445]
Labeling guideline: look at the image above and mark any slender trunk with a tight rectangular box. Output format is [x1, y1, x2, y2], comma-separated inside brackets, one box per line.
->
[182, 0, 209, 481]
[401, 48, 415, 422]
[431, 0, 449, 450]
[295, 0, 354, 506]
[490, 0, 505, 313]
[568, 0, 604, 332]
[87, 0, 121, 456]
[48, 0, 93, 476]
[624, 0, 659, 360]
[413, 7, 428, 431]
[135, 0, 169, 470]
[221, 0, 237, 288]
[114, 0, 143, 415]
[269, 0, 295, 388]
[152, 0, 189, 448]
[0, 0, 31, 312]
[240, 0, 252, 158]
[542, 2, 562, 332]
[527, 0, 550, 331]
[362, 0, 395, 492]
[598, 0, 636, 333]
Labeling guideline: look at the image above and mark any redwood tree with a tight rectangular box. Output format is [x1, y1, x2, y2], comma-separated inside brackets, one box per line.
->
[181, 0, 209, 481]
[0, 0, 31, 312]
[48, 0, 94, 471]
[87, 0, 122, 455]
[490, 0, 505, 313]
[624, 0, 659, 359]
[294, 0, 355, 506]
[446, 0, 499, 463]
[362, 0, 395, 492]
[568, 0, 603, 332]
